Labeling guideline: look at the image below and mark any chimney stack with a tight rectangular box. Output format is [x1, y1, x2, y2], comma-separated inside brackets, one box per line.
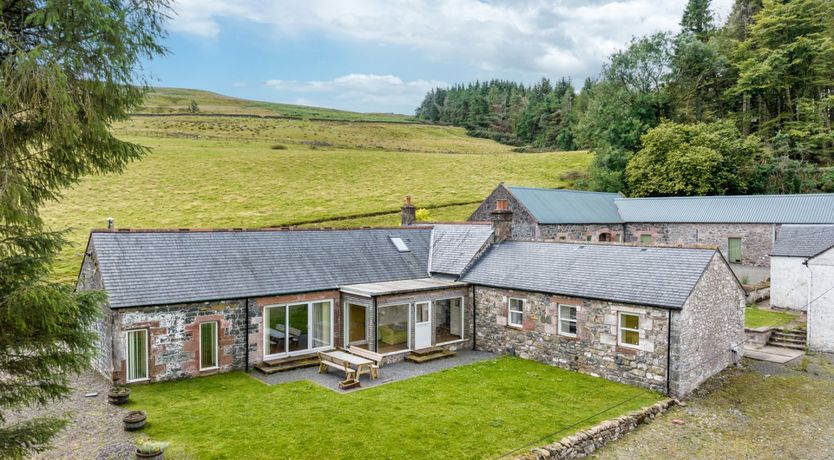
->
[491, 199, 513, 241]
[401, 196, 416, 226]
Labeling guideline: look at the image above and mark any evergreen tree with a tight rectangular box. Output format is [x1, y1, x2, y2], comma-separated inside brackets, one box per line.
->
[0, 1, 168, 456]
[681, 0, 715, 38]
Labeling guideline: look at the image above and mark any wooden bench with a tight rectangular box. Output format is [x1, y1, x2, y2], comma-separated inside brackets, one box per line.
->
[348, 346, 384, 380]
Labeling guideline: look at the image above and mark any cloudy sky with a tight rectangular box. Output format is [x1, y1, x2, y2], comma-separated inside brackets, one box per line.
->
[152, 0, 734, 114]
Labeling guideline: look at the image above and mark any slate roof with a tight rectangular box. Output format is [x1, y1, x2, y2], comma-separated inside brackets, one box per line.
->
[772, 225, 834, 258]
[461, 241, 718, 309]
[616, 194, 834, 224]
[90, 228, 432, 308]
[429, 224, 493, 275]
[507, 187, 623, 224]
[503, 185, 834, 224]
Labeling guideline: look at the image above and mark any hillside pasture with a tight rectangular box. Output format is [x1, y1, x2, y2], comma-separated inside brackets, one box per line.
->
[45, 116, 590, 281]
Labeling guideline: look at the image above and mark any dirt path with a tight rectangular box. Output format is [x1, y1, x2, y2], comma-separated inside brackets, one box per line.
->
[593, 354, 834, 459]
[6, 371, 135, 460]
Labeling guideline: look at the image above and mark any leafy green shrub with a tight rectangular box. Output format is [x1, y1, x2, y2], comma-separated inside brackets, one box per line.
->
[415, 208, 432, 222]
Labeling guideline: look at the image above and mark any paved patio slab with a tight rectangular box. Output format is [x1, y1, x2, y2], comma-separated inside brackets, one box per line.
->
[744, 345, 804, 363]
[250, 349, 497, 392]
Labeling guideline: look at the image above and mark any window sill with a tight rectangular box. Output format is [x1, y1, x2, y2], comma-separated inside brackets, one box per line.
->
[126, 378, 149, 384]
[557, 333, 579, 340]
[507, 323, 523, 329]
[199, 366, 219, 372]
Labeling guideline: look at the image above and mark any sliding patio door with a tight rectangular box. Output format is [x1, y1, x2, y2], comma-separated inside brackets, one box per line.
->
[264, 300, 333, 359]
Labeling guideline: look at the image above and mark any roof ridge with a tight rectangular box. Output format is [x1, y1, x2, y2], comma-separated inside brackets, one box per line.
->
[506, 185, 620, 196]
[618, 193, 834, 202]
[91, 226, 435, 234]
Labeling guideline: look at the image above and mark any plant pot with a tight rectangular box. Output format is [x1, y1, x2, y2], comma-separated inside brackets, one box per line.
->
[135, 449, 163, 460]
[123, 410, 147, 431]
[108, 387, 131, 406]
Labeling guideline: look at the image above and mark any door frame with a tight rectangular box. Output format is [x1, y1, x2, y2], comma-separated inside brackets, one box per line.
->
[414, 301, 432, 349]
[344, 302, 370, 347]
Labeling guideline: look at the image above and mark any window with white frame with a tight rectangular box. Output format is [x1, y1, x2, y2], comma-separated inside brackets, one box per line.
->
[199, 321, 218, 370]
[618, 313, 640, 347]
[508, 298, 524, 327]
[558, 305, 577, 336]
[126, 329, 148, 382]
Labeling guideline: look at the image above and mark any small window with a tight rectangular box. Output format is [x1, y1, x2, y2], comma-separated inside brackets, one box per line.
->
[558, 305, 577, 337]
[126, 329, 149, 382]
[390, 237, 410, 252]
[508, 298, 524, 327]
[728, 237, 742, 263]
[618, 313, 640, 348]
[200, 321, 219, 370]
[640, 234, 652, 245]
[415, 302, 430, 323]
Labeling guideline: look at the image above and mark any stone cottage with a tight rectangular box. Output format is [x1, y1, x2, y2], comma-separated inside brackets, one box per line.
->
[469, 184, 834, 282]
[77, 198, 746, 397]
[771, 225, 834, 352]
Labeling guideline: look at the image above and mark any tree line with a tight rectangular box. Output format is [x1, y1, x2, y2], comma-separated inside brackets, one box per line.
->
[415, 0, 834, 196]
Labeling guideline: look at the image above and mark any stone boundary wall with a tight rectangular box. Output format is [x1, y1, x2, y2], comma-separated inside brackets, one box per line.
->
[515, 399, 677, 460]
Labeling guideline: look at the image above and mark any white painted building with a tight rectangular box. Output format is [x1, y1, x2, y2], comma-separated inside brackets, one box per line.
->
[771, 225, 834, 351]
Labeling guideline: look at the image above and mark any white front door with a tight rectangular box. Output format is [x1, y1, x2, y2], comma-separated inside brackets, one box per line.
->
[414, 301, 432, 349]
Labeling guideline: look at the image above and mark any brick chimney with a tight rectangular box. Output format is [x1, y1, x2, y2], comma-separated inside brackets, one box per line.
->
[401, 196, 416, 226]
[491, 199, 513, 241]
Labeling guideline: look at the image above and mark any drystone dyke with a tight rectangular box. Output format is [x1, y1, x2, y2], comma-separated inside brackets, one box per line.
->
[515, 399, 677, 459]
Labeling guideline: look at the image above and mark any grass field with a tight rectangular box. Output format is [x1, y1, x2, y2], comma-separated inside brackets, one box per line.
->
[127, 357, 660, 459]
[744, 306, 797, 329]
[44, 115, 590, 281]
[139, 87, 416, 122]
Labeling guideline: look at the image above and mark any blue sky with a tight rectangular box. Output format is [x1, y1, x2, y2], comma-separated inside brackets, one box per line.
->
[148, 0, 733, 114]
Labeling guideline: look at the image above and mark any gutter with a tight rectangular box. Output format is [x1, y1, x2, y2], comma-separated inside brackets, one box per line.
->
[244, 299, 250, 372]
[472, 285, 477, 351]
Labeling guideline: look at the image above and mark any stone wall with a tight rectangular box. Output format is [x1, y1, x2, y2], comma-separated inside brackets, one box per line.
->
[624, 223, 777, 268]
[517, 399, 677, 460]
[114, 299, 248, 384]
[474, 287, 669, 393]
[669, 254, 745, 397]
[77, 246, 114, 380]
[468, 184, 539, 239]
[537, 224, 626, 242]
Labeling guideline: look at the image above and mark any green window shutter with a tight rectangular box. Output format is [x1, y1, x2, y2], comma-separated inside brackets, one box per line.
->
[640, 234, 652, 245]
[728, 238, 742, 263]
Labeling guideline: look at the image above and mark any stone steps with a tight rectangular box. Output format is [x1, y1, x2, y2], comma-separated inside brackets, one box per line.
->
[254, 354, 320, 374]
[405, 347, 456, 363]
[767, 328, 807, 351]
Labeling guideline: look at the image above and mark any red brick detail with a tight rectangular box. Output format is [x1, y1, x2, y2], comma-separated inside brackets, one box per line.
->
[616, 346, 638, 356]
[522, 318, 537, 331]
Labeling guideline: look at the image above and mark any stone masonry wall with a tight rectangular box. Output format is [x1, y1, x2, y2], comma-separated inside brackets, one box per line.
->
[624, 223, 777, 268]
[669, 253, 746, 397]
[76, 246, 114, 380]
[468, 184, 538, 239]
[114, 300, 248, 384]
[537, 224, 626, 242]
[474, 287, 669, 392]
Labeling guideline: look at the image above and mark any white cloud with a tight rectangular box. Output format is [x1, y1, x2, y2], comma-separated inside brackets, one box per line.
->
[170, 0, 735, 78]
[265, 73, 447, 113]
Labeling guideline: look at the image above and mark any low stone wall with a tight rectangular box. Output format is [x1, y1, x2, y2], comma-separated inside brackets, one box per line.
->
[744, 327, 773, 349]
[745, 287, 770, 304]
[516, 399, 677, 460]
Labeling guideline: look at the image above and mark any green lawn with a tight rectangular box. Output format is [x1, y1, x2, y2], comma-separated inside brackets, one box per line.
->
[127, 357, 660, 459]
[745, 306, 797, 329]
[43, 116, 590, 281]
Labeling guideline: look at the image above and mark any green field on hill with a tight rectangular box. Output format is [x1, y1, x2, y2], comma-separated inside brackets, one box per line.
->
[44, 110, 590, 282]
[139, 87, 416, 122]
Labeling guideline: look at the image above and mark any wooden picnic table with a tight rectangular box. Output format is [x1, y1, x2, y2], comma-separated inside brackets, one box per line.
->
[318, 350, 374, 381]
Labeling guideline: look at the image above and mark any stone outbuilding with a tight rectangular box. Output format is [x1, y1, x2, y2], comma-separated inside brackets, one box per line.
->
[469, 184, 834, 282]
[770, 225, 834, 351]
[462, 240, 747, 397]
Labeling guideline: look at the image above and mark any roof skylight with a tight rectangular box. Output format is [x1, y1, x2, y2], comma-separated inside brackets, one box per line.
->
[390, 237, 410, 252]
